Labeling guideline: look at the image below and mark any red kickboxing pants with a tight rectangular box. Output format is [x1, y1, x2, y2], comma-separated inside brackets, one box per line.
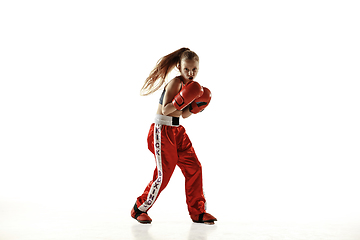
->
[136, 115, 206, 216]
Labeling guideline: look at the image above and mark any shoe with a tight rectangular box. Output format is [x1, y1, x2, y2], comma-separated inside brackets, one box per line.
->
[191, 212, 217, 224]
[131, 204, 152, 224]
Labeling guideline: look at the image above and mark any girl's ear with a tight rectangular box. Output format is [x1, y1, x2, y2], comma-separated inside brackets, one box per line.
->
[176, 63, 180, 70]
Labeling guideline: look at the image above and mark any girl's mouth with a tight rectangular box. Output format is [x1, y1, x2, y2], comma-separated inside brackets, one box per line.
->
[189, 76, 193, 80]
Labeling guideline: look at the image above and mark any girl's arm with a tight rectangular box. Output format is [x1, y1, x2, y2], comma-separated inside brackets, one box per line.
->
[181, 106, 192, 119]
[162, 78, 182, 116]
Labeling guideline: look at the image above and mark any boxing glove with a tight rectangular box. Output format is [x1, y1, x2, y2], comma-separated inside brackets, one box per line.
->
[172, 81, 203, 110]
[189, 87, 212, 114]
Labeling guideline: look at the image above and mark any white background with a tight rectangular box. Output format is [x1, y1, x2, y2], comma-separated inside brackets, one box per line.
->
[1, 0, 360, 232]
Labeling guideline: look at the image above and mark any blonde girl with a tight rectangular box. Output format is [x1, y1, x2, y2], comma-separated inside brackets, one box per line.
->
[131, 48, 216, 224]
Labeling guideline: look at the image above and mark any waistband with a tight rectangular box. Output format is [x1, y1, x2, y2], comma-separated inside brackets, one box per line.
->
[154, 114, 180, 127]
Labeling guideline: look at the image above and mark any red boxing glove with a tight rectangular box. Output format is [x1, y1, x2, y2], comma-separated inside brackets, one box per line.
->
[172, 81, 203, 110]
[189, 87, 212, 114]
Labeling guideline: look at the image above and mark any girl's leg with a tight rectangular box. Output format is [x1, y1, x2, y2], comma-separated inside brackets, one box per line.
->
[177, 142, 206, 216]
[135, 124, 178, 212]
[177, 136, 217, 223]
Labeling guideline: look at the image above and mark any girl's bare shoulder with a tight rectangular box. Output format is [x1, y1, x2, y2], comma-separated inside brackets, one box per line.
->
[165, 76, 182, 91]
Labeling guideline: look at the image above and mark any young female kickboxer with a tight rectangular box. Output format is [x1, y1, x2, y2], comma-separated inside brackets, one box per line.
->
[131, 48, 217, 224]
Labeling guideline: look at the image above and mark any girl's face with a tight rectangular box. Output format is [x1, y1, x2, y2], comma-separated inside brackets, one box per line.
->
[178, 59, 199, 82]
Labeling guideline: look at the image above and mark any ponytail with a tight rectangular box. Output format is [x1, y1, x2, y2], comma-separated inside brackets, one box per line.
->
[140, 47, 194, 96]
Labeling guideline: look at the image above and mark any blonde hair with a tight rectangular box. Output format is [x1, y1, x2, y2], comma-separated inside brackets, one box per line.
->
[140, 48, 199, 96]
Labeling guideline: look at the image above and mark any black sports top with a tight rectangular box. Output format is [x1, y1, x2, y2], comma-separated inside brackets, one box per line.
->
[159, 89, 166, 104]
